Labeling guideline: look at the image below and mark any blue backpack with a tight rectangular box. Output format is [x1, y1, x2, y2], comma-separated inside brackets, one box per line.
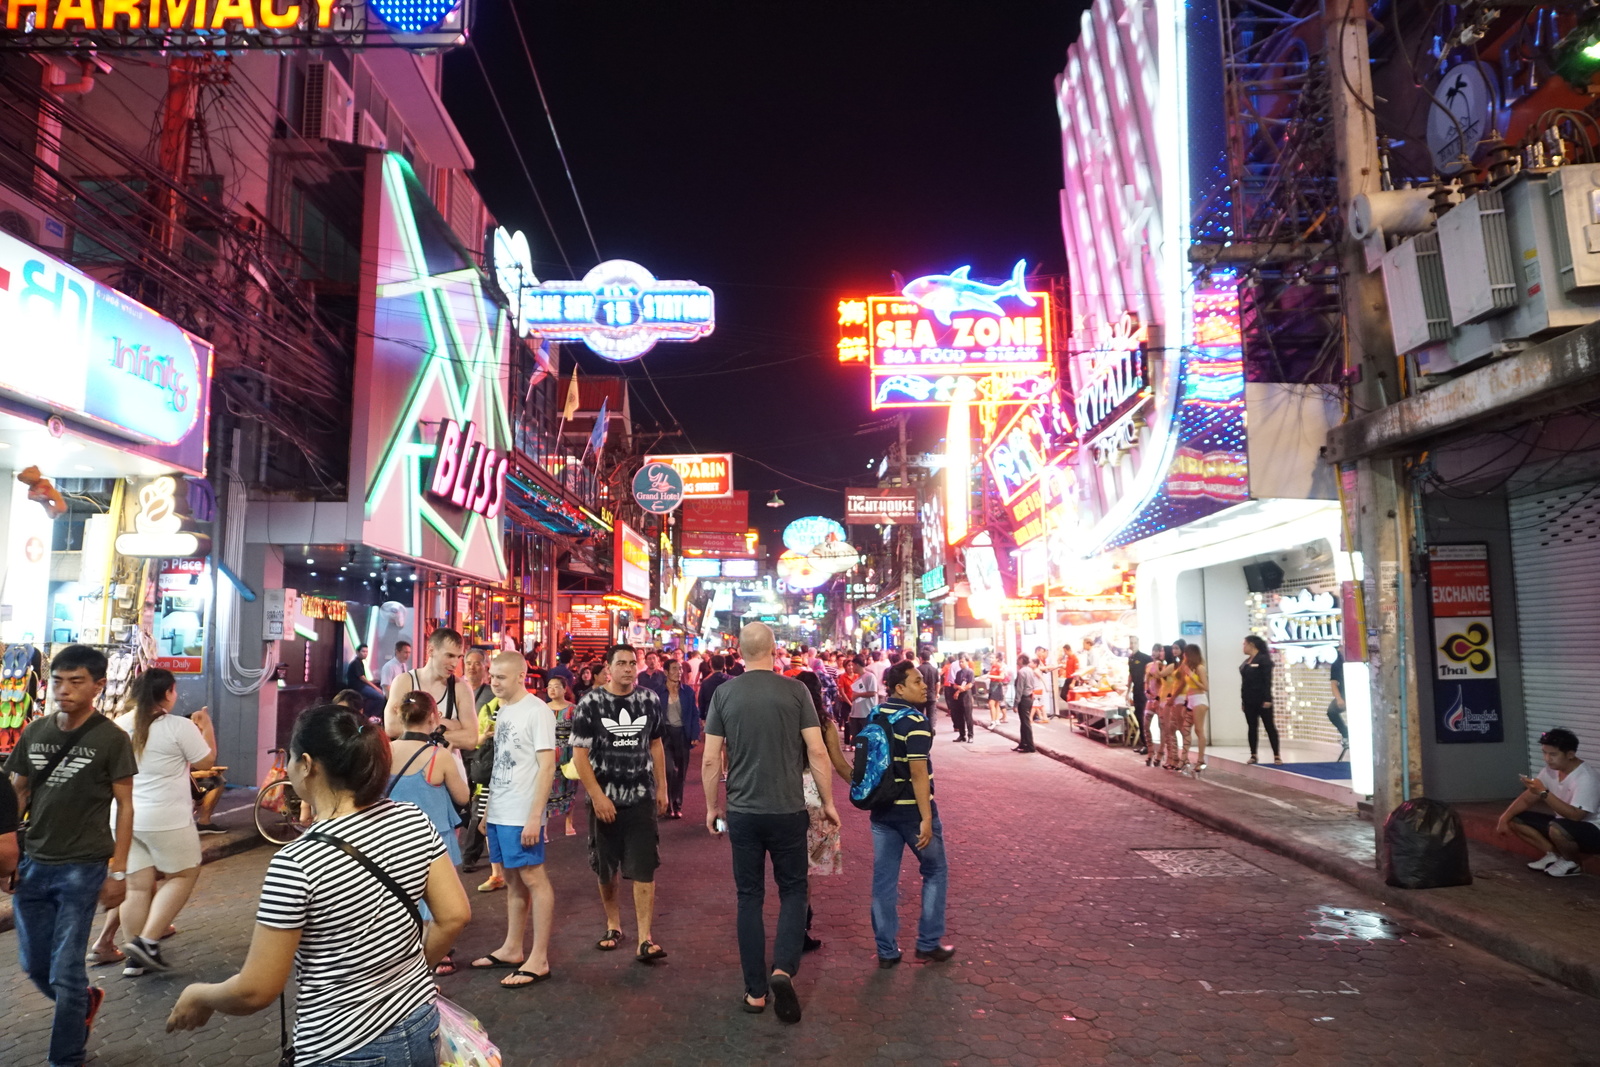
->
[851, 706, 916, 810]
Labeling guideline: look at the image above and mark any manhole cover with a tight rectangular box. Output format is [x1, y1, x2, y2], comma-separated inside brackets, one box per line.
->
[1133, 848, 1268, 877]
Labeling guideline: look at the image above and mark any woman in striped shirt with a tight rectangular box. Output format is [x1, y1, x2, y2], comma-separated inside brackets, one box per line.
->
[166, 705, 471, 1065]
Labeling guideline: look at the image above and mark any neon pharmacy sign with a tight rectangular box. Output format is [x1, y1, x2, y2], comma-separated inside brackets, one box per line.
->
[0, 0, 470, 47]
[426, 418, 506, 519]
[519, 260, 714, 362]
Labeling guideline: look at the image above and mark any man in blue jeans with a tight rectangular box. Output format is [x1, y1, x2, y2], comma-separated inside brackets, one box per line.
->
[5, 644, 136, 1067]
[703, 622, 839, 1024]
[870, 660, 955, 967]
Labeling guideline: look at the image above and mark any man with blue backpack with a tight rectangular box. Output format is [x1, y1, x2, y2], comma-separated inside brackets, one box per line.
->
[848, 660, 954, 968]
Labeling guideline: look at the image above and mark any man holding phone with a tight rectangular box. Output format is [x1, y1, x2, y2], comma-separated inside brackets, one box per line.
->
[1497, 728, 1600, 878]
[703, 622, 839, 1024]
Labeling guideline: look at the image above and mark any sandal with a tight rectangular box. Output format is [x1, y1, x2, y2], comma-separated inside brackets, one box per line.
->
[1273, 756, 1284, 765]
[1246, 755, 1258, 765]
[741, 994, 766, 1013]
[637, 939, 668, 963]
[433, 955, 458, 977]
[86, 947, 125, 967]
[476, 876, 506, 893]
[470, 953, 521, 970]
[501, 968, 553, 989]
[596, 929, 624, 951]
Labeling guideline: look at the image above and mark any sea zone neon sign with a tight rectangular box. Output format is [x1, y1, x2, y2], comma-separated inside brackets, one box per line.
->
[427, 419, 505, 519]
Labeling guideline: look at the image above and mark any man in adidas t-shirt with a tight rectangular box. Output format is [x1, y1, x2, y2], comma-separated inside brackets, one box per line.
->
[863, 661, 953, 968]
[571, 644, 669, 963]
[472, 651, 558, 987]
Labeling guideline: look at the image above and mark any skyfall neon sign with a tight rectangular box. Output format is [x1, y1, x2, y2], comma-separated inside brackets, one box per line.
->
[427, 419, 506, 519]
[518, 260, 714, 362]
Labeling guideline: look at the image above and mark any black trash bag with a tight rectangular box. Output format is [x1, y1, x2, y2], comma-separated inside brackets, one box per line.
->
[1382, 797, 1472, 889]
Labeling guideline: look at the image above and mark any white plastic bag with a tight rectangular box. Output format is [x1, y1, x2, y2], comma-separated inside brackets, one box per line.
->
[435, 995, 501, 1067]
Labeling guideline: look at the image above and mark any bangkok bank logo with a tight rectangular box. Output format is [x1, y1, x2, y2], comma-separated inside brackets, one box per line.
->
[1441, 686, 1496, 734]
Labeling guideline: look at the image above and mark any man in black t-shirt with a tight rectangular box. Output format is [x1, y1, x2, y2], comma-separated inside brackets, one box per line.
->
[950, 655, 976, 742]
[571, 644, 669, 963]
[346, 644, 385, 719]
[1127, 645, 1153, 754]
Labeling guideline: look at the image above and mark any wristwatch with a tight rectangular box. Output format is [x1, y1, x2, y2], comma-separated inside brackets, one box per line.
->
[1539, 790, 1550, 800]
[108, 870, 126, 881]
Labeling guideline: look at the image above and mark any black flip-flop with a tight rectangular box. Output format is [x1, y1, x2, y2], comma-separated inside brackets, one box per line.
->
[741, 994, 766, 1013]
[596, 929, 624, 951]
[501, 968, 553, 989]
[469, 953, 520, 970]
[769, 972, 801, 1024]
[637, 939, 668, 963]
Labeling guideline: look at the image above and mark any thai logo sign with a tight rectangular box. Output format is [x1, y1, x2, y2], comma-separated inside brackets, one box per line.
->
[844, 487, 918, 525]
[631, 461, 685, 515]
[1427, 543, 1503, 743]
[426, 418, 506, 519]
[519, 260, 714, 362]
[644, 452, 732, 498]
[0, 0, 472, 50]
[0, 227, 211, 473]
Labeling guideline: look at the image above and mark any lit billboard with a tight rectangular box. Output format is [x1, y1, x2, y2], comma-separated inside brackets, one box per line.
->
[615, 522, 651, 601]
[521, 261, 713, 362]
[645, 452, 733, 498]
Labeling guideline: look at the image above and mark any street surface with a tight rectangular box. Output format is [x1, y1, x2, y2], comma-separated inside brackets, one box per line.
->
[3, 725, 1597, 1066]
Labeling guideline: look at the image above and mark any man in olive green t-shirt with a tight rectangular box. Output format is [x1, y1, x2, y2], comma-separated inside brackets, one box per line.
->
[4, 645, 136, 1066]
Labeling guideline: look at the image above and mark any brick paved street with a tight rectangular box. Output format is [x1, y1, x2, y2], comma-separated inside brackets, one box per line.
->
[5, 726, 1599, 1066]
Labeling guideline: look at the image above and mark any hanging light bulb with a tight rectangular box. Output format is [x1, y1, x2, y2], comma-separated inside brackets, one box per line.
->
[767, 491, 785, 508]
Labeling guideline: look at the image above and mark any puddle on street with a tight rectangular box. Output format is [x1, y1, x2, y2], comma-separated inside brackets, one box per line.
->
[1304, 905, 1416, 941]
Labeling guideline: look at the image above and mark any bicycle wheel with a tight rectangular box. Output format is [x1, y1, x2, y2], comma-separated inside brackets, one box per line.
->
[254, 780, 308, 845]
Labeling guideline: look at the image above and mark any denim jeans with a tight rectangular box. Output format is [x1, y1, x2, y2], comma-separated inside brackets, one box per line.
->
[13, 855, 106, 1067]
[726, 810, 809, 999]
[320, 1000, 439, 1066]
[870, 807, 947, 959]
[662, 725, 690, 810]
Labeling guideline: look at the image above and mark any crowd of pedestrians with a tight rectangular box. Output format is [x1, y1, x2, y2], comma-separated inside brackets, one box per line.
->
[0, 632, 971, 1065]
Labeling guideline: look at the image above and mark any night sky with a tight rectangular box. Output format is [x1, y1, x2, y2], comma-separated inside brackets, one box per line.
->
[444, 0, 1088, 543]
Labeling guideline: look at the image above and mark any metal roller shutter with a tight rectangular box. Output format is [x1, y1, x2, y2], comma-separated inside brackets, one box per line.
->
[1509, 482, 1600, 769]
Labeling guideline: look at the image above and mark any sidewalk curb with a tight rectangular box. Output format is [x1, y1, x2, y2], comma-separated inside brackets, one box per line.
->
[0, 829, 266, 935]
[984, 721, 1600, 997]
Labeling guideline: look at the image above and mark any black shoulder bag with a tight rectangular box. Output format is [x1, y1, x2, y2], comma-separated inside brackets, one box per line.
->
[18, 714, 113, 845]
[277, 826, 425, 1065]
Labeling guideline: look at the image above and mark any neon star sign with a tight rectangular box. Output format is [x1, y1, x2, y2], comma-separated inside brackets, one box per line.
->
[359, 152, 511, 582]
[518, 260, 714, 362]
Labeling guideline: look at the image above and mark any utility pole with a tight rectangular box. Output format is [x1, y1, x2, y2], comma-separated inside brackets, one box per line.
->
[897, 413, 916, 654]
[1327, 0, 1421, 835]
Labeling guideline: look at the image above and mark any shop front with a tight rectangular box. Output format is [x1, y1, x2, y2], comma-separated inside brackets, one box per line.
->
[222, 151, 515, 782]
[0, 224, 216, 750]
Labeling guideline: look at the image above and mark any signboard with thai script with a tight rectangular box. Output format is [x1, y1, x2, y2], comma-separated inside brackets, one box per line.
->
[1427, 543, 1503, 744]
[0, 227, 213, 474]
[845, 487, 918, 525]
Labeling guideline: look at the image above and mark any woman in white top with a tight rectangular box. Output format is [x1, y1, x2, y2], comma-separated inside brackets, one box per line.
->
[110, 668, 216, 976]
[168, 704, 470, 1066]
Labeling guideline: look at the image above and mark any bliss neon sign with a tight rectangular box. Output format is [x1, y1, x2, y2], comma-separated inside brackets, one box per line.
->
[518, 260, 714, 362]
[427, 419, 506, 518]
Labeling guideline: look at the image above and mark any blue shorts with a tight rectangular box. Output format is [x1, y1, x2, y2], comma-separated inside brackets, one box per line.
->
[487, 823, 547, 869]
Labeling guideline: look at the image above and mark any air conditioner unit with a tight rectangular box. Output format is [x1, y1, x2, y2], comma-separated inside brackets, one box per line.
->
[303, 62, 354, 143]
[356, 110, 387, 151]
[1437, 188, 1519, 325]
[1381, 231, 1451, 355]
[0, 183, 66, 250]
